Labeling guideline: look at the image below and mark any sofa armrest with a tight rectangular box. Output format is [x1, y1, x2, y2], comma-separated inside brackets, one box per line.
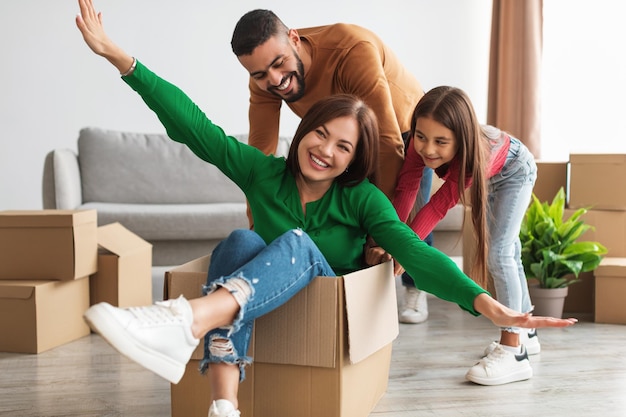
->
[42, 149, 82, 209]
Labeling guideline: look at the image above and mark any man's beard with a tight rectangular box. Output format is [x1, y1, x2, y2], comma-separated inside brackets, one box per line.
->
[269, 56, 306, 103]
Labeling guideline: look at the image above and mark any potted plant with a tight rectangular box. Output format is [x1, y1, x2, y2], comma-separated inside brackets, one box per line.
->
[519, 187, 607, 317]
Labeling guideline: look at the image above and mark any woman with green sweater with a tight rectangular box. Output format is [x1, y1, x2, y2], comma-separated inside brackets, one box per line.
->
[76, 1, 576, 416]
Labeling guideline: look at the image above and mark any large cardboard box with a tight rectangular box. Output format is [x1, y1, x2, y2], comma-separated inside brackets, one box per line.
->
[569, 154, 626, 210]
[594, 257, 626, 324]
[0, 277, 90, 353]
[165, 255, 399, 417]
[564, 208, 626, 257]
[0, 210, 97, 280]
[90, 222, 153, 307]
[534, 161, 569, 203]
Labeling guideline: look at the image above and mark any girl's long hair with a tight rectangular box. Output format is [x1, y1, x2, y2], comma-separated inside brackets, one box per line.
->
[410, 86, 489, 288]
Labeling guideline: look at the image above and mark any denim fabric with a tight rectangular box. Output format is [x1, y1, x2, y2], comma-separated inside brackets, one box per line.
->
[199, 228, 335, 380]
[487, 137, 537, 333]
[401, 131, 434, 288]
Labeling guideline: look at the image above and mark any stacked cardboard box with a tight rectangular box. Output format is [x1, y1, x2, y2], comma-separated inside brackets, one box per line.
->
[165, 255, 399, 417]
[569, 153, 626, 323]
[0, 211, 153, 353]
[0, 210, 97, 353]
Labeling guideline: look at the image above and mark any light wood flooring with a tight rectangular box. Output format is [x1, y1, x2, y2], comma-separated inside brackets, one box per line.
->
[2, 279, 626, 416]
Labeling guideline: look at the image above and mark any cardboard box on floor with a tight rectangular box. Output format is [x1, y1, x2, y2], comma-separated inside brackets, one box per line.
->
[0, 210, 97, 280]
[560, 208, 626, 315]
[594, 257, 626, 324]
[534, 161, 569, 203]
[569, 154, 626, 210]
[90, 222, 153, 307]
[165, 255, 399, 417]
[0, 277, 90, 353]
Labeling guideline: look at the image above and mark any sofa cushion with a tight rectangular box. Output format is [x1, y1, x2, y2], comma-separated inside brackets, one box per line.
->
[78, 127, 246, 205]
[81, 202, 249, 240]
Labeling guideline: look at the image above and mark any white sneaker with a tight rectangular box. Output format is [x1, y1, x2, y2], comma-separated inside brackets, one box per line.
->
[209, 399, 240, 417]
[83, 295, 199, 384]
[466, 344, 533, 386]
[484, 328, 541, 357]
[399, 286, 429, 324]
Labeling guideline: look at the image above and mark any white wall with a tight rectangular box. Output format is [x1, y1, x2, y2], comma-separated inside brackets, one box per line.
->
[0, 0, 492, 210]
[541, 0, 626, 161]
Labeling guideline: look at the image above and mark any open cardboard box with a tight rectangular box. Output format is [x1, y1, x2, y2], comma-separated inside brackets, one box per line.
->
[0, 209, 97, 280]
[89, 222, 153, 307]
[165, 254, 399, 417]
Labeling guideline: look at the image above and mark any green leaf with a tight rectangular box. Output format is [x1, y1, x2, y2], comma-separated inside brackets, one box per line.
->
[519, 186, 606, 288]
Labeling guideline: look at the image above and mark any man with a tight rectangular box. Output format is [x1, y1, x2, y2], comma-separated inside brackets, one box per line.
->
[231, 9, 432, 324]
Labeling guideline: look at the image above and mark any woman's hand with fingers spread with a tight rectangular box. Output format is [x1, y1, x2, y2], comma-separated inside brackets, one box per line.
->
[75, 0, 134, 74]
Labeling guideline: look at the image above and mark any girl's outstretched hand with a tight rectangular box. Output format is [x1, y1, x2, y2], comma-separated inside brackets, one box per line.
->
[75, 0, 134, 74]
[474, 293, 577, 329]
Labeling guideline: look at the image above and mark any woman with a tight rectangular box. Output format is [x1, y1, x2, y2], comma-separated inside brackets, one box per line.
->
[76, 1, 576, 415]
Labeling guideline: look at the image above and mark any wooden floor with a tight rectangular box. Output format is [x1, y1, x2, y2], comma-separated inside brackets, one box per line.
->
[2, 285, 626, 416]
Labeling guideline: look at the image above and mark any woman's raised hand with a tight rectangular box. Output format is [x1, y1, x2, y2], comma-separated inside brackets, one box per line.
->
[75, 0, 134, 74]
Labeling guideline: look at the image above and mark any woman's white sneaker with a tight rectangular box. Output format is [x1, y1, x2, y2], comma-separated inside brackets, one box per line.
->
[209, 399, 240, 417]
[83, 295, 199, 384]
[466, 344, 533, 386]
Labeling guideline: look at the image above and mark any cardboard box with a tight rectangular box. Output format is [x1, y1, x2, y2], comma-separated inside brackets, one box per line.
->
[563, 208, 626, 257]
[594, 257, 626, 324]
[165, 255, 399, 417]
[172, 360, 255, 417]
[569, 154, 626, 210]
[562, 271, 594, 316]
[0, 277, 90, 353]
[0, 210, 97, 280]
[534, 161, 568, 203]
[90, 222, 153, 307]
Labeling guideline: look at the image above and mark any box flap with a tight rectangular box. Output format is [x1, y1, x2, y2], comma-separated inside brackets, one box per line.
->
[343, 261, 398, 364]
[163, 254, 211, 300]
[570, 154, 626, 164]
[0, 209, 97, 228]
[595, 257, 626, 276]
[254, 276, 339, 368]
[171, 254, 212, 274]
[97, 222, 152, 256]
[0, 280, 40, 300]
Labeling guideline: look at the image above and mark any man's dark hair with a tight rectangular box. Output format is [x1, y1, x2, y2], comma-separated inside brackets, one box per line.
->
[231, 9, 289, 56]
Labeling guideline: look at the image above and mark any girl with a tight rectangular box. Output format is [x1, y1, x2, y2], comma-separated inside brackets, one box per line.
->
[368, 86, 540, 386]
[76, 1, 574, 414]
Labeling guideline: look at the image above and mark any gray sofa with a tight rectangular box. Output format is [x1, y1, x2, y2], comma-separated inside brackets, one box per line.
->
[42, 127, 462, 267]
[42, 127, 290, 266]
